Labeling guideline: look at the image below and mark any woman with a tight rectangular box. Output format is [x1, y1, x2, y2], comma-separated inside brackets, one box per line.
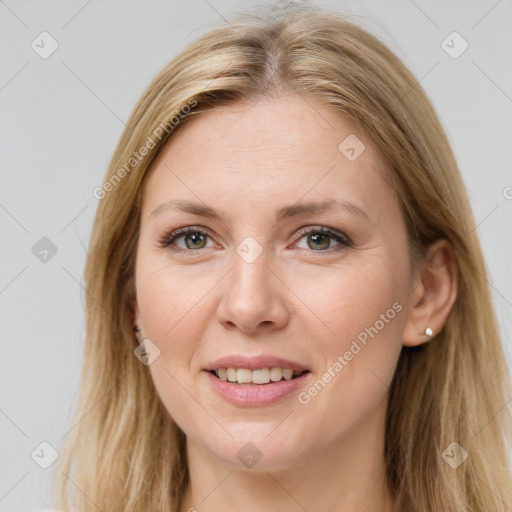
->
[52, 3, 512, 511]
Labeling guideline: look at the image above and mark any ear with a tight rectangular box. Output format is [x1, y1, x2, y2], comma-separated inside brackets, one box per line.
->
[402, 238, 458, 347]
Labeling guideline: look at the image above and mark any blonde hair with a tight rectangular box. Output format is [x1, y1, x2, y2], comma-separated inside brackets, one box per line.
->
[52, 2, 512, 511]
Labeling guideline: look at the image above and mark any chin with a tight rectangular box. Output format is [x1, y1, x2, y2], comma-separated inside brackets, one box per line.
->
[204, 429, 308, 472]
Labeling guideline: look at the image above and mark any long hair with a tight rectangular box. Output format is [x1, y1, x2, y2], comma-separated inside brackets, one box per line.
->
[52, 2, 512, 510]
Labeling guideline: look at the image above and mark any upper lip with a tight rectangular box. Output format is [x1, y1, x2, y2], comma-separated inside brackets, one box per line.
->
[204, 355, 310, 373]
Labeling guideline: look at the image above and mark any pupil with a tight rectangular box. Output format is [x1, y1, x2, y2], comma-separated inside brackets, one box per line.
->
[186, 233, 205, 249]
[309, 233, 329, 250]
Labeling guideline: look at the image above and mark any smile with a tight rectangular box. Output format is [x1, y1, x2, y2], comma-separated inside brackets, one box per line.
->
[211, 367, 309, 385]
[204, 369, 311, 406]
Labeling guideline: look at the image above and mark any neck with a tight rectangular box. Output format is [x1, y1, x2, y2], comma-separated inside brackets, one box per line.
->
[179, 399, 394, 512]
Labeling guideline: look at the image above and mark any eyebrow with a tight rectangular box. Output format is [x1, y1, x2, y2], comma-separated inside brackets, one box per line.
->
[149, 198, 370, 223]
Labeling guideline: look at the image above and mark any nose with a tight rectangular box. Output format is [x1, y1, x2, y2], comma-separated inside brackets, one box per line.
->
[216, 250, 290, 334]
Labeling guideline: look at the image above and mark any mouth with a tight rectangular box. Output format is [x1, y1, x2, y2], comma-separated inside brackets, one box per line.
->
[208, 368, 311, 385]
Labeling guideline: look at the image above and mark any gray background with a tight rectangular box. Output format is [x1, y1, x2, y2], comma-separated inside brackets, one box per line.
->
[1, 0, 511, 510]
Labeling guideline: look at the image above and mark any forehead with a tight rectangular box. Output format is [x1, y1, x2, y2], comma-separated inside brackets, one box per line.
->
[141, 94, 393, 223]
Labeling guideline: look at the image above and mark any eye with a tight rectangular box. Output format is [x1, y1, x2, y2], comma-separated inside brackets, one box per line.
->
[294, 226, 352, 253]
[157, 226, 215, 253]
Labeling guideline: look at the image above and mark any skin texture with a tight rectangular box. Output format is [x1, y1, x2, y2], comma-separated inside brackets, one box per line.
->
[133, 94, 458, 512]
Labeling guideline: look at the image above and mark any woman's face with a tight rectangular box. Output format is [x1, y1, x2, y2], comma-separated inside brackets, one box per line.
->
[134, 94, 412, 471]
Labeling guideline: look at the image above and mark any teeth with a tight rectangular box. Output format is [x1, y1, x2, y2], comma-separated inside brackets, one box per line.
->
[236, 368, 253, 384]
[214, 367, 303, 384]
[252, 368, 270, 384]
[282, 368, 294, 380]
[269, 367, 283, 382]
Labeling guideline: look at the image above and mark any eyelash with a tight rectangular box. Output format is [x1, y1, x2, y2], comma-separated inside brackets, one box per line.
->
[156, 225, 353, 255]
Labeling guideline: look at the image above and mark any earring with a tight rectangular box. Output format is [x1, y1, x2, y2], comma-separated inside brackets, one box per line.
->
[419, 327, 433, 337]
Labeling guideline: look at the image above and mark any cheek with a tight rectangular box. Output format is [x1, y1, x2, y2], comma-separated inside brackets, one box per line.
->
[136, 257, 215, 342]
[307, 257, 406, 347]
[299, 256, 407, 405]
[135, 262, 212, 434]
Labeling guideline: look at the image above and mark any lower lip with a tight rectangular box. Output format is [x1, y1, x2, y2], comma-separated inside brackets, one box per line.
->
[204, 371, 311, 407]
